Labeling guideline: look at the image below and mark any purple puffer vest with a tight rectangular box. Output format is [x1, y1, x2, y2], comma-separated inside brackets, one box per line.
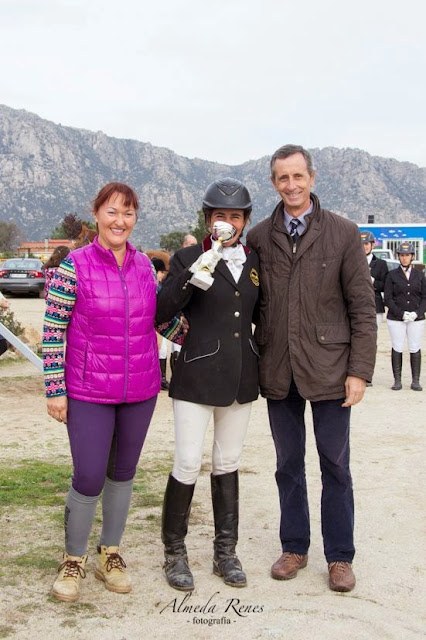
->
[65, 237, 161, 403]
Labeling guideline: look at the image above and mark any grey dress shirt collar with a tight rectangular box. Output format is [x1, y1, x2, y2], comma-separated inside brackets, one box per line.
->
[283, 201, 313, 236]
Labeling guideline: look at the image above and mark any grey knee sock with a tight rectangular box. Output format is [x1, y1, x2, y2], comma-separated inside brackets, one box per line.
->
[99, 478, 134, 548]
[65, 487, 100, 556]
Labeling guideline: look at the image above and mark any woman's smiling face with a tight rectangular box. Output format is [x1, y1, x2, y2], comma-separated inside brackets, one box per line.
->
[94, 192, 137, 253]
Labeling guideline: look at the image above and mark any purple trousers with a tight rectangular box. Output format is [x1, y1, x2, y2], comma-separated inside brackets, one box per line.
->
[67, 395, 157, 496]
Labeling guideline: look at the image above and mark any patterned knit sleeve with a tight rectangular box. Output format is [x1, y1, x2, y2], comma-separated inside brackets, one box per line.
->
[42, 255, 77, 398]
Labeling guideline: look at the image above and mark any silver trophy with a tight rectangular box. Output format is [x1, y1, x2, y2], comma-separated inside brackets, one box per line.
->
[189, 221, 236, 290]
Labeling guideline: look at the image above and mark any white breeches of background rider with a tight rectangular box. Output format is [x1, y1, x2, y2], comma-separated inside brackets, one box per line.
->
[172, 399, 252, 485]
[387, 319, 425, 353]
[159, 337, 168, 359]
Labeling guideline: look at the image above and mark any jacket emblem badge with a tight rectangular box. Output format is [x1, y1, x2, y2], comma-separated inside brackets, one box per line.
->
[250, 268, 259, 286]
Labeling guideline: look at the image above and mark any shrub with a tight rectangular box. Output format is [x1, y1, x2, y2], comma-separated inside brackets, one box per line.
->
[0, 307, 24, 338]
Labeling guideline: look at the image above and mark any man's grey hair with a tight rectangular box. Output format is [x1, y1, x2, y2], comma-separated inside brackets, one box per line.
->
[182, 234, 197, 248]
[270, 144, 315, 178]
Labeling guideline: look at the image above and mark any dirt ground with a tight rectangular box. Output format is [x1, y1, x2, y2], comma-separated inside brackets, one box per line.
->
[0, 297, 425, 640]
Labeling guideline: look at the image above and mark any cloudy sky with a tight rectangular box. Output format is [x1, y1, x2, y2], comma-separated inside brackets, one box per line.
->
[1, 0, 425, 167]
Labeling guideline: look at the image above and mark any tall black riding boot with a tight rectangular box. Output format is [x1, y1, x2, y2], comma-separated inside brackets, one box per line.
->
[211, 471, 247, 587]
[410, 350, 422, 391]
[391, 349, 403, 390]
[161, 474, 195, 591]
[159, 358, 169, 390]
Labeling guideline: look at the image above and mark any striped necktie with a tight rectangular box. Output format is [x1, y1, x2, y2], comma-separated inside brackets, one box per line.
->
[289, 218, 300, 243]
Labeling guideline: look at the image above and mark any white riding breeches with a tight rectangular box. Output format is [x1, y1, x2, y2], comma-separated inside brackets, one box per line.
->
[172, 399, 252, 485]
[387, 319, 425, 353]
[159, 337, 168, 359]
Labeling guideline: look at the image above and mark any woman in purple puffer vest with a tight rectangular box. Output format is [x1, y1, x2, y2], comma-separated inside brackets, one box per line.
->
[43, 183, 161, 602]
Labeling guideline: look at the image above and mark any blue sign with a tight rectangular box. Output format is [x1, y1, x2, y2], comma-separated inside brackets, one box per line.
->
[358, 224, 426, 246]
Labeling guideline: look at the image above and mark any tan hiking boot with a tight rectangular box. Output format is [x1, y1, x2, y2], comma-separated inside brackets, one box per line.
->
[95, 545, 131, 593]
[52, 552, 88, 602]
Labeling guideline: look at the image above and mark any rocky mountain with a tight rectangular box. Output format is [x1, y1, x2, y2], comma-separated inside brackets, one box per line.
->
[0, 104, 425, 248]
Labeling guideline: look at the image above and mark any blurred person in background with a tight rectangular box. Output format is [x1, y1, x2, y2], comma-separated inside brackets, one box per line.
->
[360, 230, 388, 387]
[360, 231, 388, 326]
[170, 234, 198, 372]
[152, 256, 170, 390]
[0, 291, 9, 356]
[43, 245, 70, 298]
[182, 234, 197, 248]
[384, 241, 426, 391]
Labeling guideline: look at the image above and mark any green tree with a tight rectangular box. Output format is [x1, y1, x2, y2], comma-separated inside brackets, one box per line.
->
[50, 222, 68, 239]
[50, 214, 95, 239]
[159, 210, 207, 251]
[160, 231, 186, 253]
[189, 210, 207, 243]
[62, 214, 83, 239]
[0, 221, 22, 254]
[49, 225, 62, 239]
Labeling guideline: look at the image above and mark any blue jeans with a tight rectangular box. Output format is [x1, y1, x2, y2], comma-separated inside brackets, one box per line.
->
[267, 380, 355, 563]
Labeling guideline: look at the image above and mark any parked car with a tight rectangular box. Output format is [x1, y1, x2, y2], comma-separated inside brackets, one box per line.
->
[373, 249, 395, 260]
[384, 259, 425, 273]
[0, 258, 45, 297]
[384, 259, 400, 271]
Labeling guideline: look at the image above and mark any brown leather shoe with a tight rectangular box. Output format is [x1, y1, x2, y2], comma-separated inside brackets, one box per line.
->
[328, 562, 356, 592]
[271, 552, 308, 580]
